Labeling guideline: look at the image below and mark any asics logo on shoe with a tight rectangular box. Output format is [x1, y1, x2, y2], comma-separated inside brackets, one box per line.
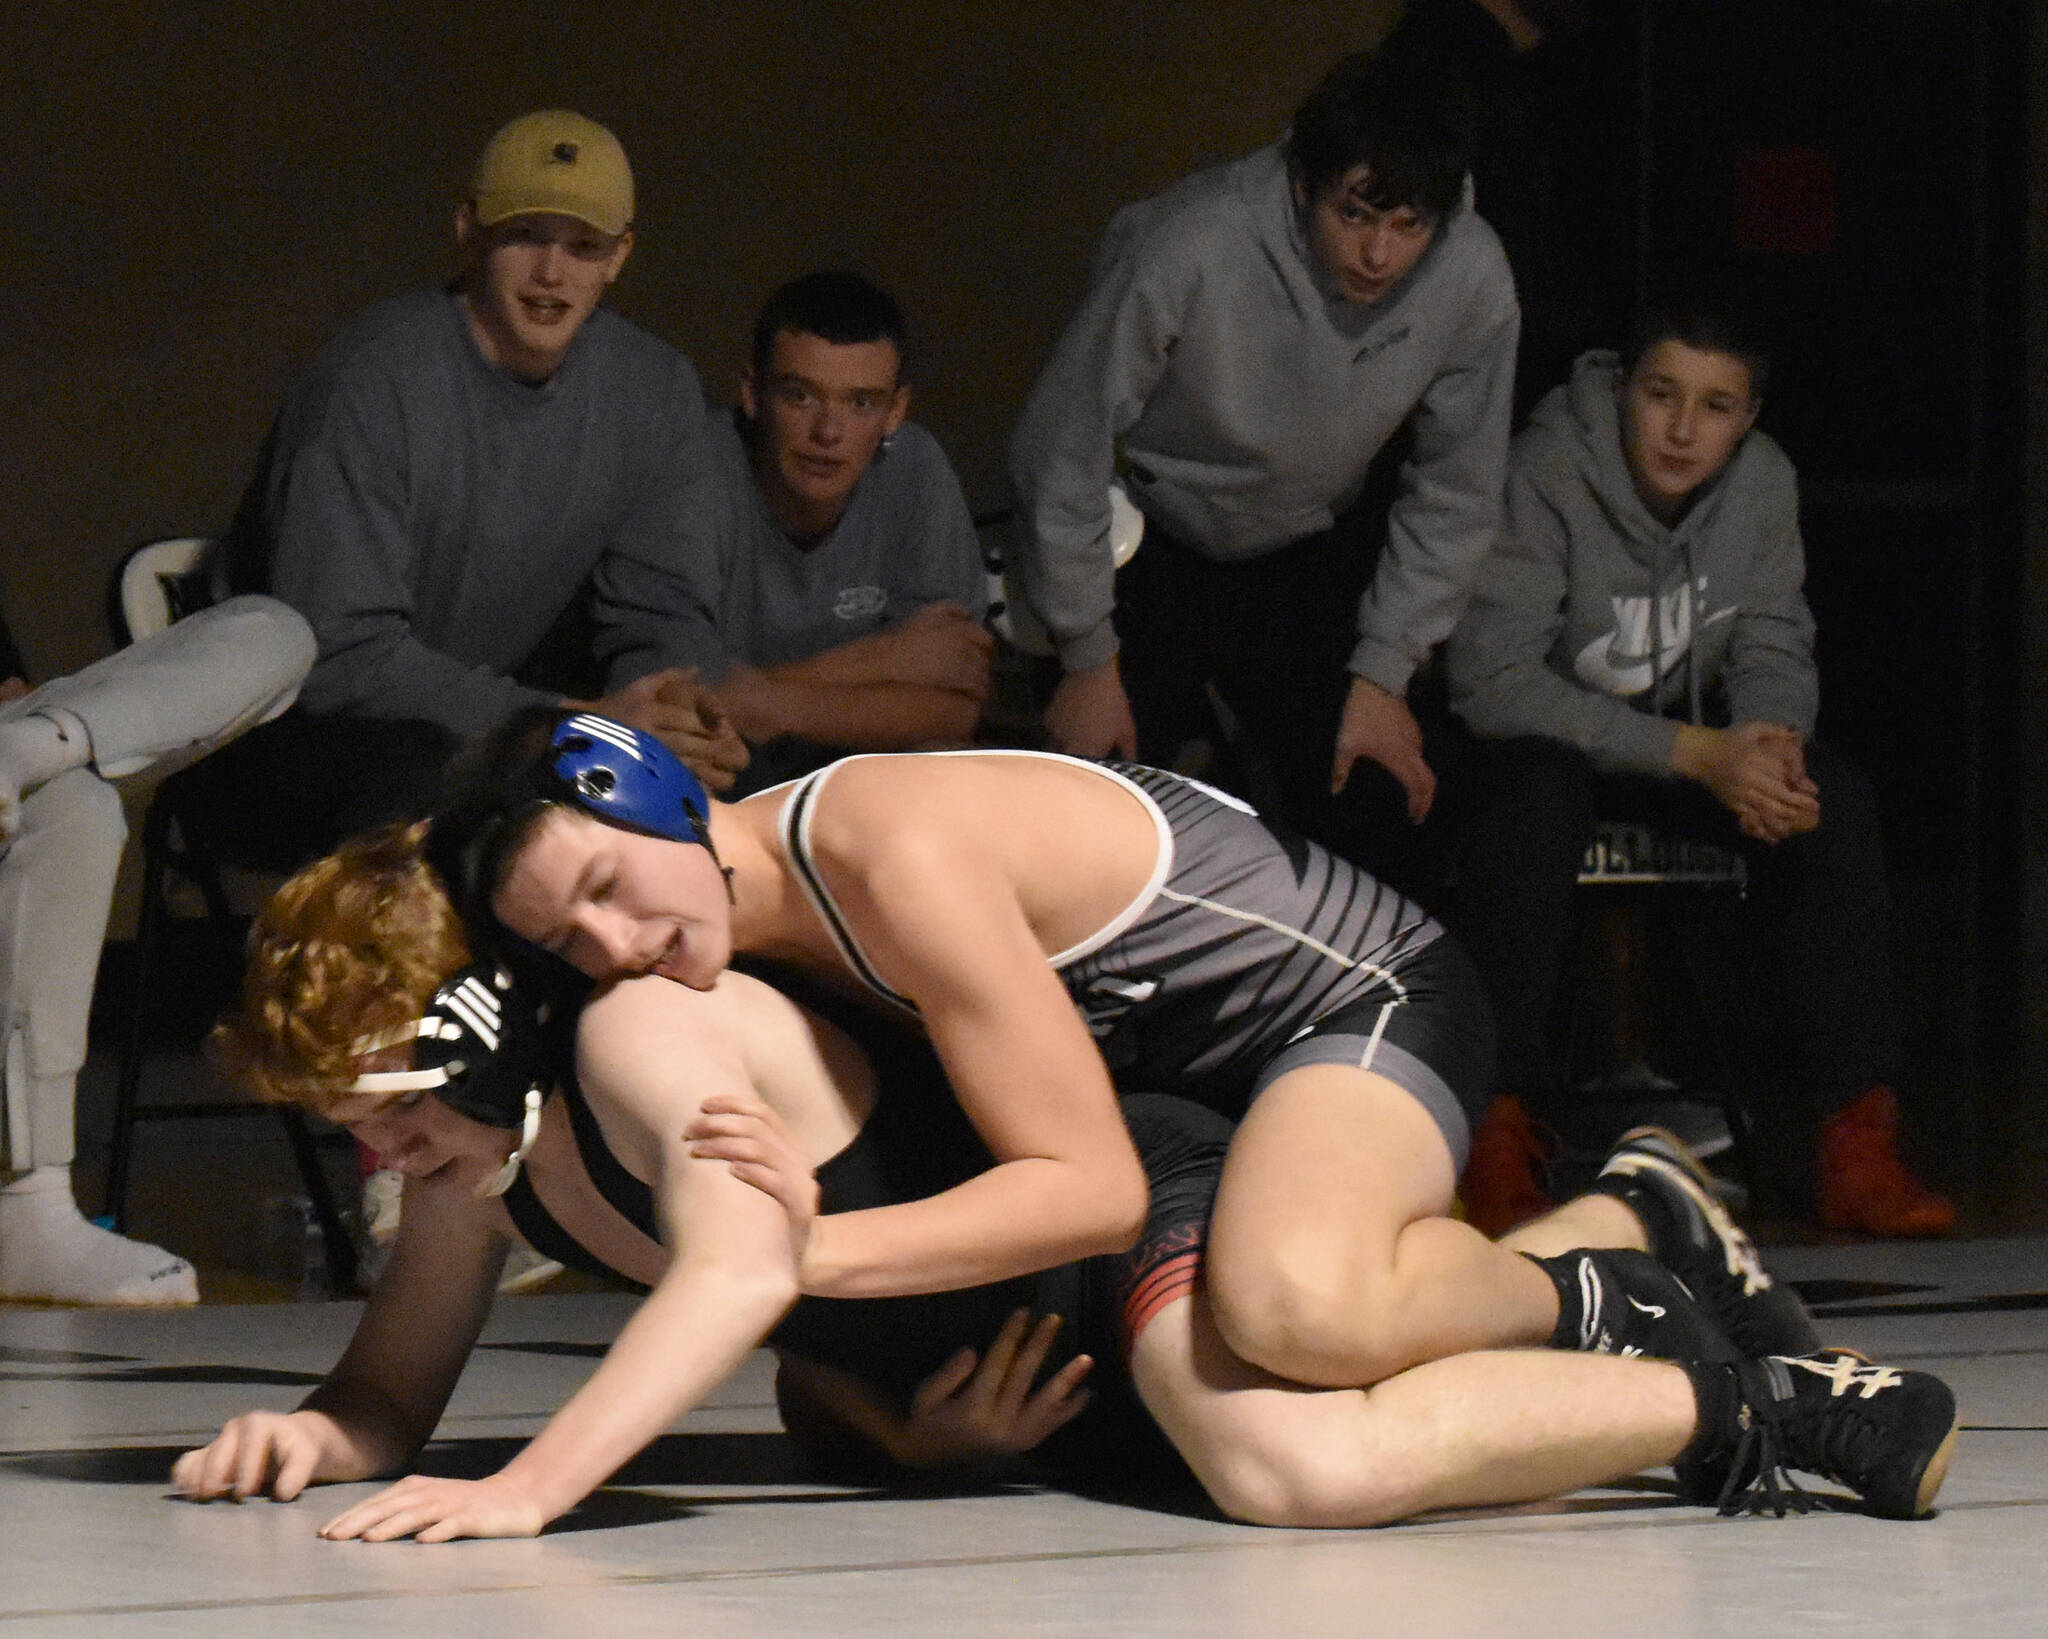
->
[1628, 1296, 1667, 1321]
[1784, 1354, 1906, 1401]
[1575, 1256, 1605, 1352]
[1604, 1146, 1772, 1297]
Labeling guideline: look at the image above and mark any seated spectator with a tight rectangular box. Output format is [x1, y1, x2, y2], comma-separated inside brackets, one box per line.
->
[0, 595, 314, 1302]
[1444, 289, 1956, 1238]
[677, 272, 991, 793]
[216, 108, 743, 857]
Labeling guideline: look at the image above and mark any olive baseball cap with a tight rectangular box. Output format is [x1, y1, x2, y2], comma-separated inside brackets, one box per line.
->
[470, 110, 633, 237]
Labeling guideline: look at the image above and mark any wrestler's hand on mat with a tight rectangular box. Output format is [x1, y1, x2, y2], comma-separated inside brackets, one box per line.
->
[686, 1092, 820, 1270]
[1332, 675, 1435, 822]
[1044, 662, 1138, 760]
[171, 1410, 343, 1503]
[891, 1310, 1094, 1468]
[317, 1473, 547, 1543]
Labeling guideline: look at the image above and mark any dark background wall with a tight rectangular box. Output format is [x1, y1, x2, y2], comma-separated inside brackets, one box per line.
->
[3, 0, 1386, 680]
[6, 1, 2043, 1196]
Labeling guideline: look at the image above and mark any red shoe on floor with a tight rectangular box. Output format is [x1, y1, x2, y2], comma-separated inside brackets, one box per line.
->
[1815, 1086, 1958, 1238]
[1460, 1095, 1556, 1239]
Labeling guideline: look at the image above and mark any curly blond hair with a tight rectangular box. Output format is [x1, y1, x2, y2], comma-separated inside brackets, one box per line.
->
[209, 822, 470, 1115]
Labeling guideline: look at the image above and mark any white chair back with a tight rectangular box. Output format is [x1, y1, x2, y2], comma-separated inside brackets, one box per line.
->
[986, 484, 1144, 657]
[115, 536, 220, 645]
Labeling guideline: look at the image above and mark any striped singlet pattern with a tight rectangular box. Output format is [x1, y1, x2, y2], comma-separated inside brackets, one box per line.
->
[777, 752, 1444, 1114]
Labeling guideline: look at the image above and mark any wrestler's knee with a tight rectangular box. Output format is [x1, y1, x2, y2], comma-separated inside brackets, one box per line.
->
[1192, 1415, 1408, 1529]
[1205, 1247, 1412, 1388]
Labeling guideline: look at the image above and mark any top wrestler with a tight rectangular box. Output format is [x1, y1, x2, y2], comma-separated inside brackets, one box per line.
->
[432, 711, 1817, 1398]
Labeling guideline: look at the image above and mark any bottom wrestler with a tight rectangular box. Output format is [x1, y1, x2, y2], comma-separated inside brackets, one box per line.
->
[172, 827, 1957, 1537]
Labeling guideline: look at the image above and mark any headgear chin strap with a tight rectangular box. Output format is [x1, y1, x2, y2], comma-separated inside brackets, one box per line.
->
[549, 713, 715, 851]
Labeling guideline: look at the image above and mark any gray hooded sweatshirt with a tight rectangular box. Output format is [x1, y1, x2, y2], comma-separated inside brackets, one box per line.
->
[1008, 145, 1518, 691]
[1447, 350, 1817, 777]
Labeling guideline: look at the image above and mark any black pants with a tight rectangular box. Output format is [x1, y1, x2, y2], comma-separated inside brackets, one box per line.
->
[1441, 733, 1898, 1125]
[172, 708, 460, 869]
[1114, 518, 1438, 896]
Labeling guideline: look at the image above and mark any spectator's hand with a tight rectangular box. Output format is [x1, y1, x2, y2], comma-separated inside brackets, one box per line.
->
[1044, 663, 1137, 760]
[0, 676, 29, 705]
[584, 668, 750, 793]
[1332, 676, 1435, 822]
[891, 1310, 1094, 1469]
[1674, 723, 1820, 844]
[686, 1091, 820, 1281]
[870, 603, 996, 698]
[171, 1410, 338, 1503]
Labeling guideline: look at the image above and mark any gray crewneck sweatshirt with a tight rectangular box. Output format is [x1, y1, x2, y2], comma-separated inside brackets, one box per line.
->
[1447, 350, 1818, 775]
[661, 411, 987, 679]
[1007, 144, 1518, 691]
[234, 289, 713, 736]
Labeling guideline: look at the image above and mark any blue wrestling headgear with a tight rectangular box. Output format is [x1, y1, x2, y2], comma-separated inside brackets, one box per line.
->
[546, 713, 714, 850]
[426, 708, 725, 965]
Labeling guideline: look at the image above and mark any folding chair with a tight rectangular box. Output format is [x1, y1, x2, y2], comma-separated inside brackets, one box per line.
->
[1568, 819, 1754, 1182]
[99, 537, 358, 1292]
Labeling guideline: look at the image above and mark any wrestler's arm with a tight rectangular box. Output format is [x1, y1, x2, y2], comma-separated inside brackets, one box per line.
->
[785, 784, 1150, 1300]
[318, 979, 802, 1541]
[171, 1168, 508, 1502]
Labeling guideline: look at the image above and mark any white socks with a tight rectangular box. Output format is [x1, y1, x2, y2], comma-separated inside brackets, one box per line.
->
[0, 708, 92, 844]
[0, 1167, 198, 1305]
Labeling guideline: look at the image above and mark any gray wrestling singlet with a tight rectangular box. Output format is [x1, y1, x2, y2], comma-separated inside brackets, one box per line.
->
[777, 752, 1446, 1115]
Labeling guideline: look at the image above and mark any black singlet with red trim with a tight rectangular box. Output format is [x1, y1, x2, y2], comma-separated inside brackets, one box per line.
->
[498, 986, 1219, 1489]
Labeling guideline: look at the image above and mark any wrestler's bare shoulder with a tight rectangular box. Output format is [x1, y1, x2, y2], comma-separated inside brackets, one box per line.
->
[577, 972, 867, 1154]
[580, 970, 807, 1061]
[803, 753, 1155, 879]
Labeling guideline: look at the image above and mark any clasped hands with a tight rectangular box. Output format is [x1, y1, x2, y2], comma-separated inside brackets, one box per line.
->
[578, 667, 750, 792]
[1673, 721, 1819, 844]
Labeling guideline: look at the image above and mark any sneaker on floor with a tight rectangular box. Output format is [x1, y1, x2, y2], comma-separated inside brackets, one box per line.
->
[498, 1245, 564, 1294]
[1534, 1246, 1737, 1365]
[1596, 1126, 1820, 1358]
[0, 1170, 199, 1306]
[1460, 1095, 1556, 1239]
[1679, 1349, 1959, 1520]
[1816, 1087, 1958, 1238]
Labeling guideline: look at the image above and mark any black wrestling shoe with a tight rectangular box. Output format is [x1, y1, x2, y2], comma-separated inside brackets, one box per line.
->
[1535, 1247, 1736, 1365]
[1595, 1126, 1822, 1358]
[1680, 1350, 1959, 1520]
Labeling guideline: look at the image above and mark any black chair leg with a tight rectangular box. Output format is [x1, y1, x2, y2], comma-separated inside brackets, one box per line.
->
[1675, 927, 1759, 1189]
[103, 798, 173, 1231]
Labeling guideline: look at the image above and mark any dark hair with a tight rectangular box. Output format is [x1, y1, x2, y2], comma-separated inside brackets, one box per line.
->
[1283, 46, 1478, 219]
[425, 705, 581, 955]
[750, 270, 910, 384]
[1623, 283, 1775, 401]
